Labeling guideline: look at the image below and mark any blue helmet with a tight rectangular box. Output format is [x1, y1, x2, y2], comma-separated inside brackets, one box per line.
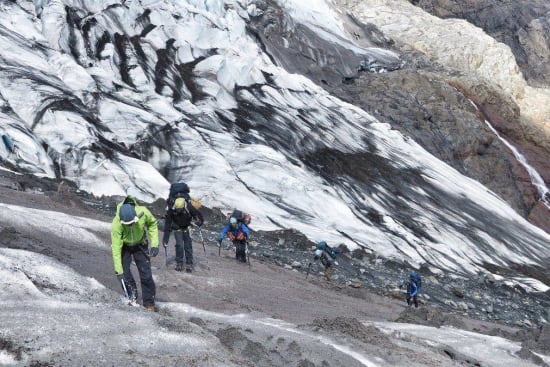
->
[119, 204, 137, 225]
[316, 241, 327, 250]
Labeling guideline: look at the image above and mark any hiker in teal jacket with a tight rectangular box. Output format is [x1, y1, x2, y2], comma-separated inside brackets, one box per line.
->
[111, 195, 159, 310]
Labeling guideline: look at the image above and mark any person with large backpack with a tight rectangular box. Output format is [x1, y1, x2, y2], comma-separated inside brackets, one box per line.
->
[218, 210, 250, 263]
[111, 195, 159, 311]
[163, 183, 203, 272]
[311, 241, 338, 281]
[400, 272, 421, 308]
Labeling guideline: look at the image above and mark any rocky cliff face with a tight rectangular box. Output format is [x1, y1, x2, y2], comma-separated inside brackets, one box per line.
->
[408, 0, 550, 227]
[411, 0, 550, 88]
[315, 0, 550, 232]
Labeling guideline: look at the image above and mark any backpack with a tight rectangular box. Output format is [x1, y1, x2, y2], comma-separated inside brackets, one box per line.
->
[226, 209, 251, 226]
[167, 182, 201, 210]
[409, 272, 422, 290]
[317, 241, 338, 259]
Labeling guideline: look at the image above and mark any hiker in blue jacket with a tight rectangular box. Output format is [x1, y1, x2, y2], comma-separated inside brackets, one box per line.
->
[400, 274, 420, 308]
[218, 216, 250, 262]
[312, 241, 336, 281]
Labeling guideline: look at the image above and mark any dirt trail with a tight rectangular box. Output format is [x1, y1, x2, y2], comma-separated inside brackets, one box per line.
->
[0, 178, 405, 327]
[0, 179, 519, 332]
[153, 236, 405, 324]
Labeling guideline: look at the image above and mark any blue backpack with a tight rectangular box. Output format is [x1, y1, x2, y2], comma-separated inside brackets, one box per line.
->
[409, 272, 422, 290]
[317, 241, 338, 259]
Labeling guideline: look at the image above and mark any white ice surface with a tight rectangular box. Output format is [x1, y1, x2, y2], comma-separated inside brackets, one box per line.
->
[0, 203, 110, 248]
[0, 249, 230, 366]
[372, 321, 549, 367]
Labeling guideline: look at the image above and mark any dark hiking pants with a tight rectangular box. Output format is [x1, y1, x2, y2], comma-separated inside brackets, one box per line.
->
[121, 243, 156, 307]
[406, 294, 418, 308]
[234, 240, 246, 262]
[174, 229, 193, 265]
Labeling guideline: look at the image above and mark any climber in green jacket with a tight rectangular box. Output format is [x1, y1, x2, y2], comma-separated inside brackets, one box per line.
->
[111, 195, 159, 311]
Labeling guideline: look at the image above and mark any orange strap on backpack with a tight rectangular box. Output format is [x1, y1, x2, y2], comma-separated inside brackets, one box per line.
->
[228, 232, 245, 241]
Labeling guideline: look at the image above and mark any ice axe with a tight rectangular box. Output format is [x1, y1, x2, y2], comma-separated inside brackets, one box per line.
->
[119, 276, 129, 301]
[163, 243, 168, 268]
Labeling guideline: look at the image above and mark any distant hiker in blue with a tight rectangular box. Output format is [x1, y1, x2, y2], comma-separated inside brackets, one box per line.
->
[312, 241, 337, 281]
[218, 214, 250, 263]
[400, 272, 421, 308]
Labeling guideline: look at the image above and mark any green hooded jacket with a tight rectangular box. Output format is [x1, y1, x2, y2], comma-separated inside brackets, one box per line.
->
[111, 196, 159, 275]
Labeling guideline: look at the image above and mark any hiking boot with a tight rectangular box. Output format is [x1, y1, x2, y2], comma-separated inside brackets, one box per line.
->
[324, 267, 332, 282]
[175, 263, 184, 272]
[145, 305, 156, 312]
[129, 289, 138, 304]
[185, 264, 193, 273]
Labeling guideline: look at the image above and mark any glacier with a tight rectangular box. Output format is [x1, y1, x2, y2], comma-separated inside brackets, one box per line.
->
[0, 0, 548, 288]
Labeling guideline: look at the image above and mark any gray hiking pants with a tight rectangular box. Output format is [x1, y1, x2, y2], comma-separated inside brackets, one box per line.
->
[174, 229, 193, 265]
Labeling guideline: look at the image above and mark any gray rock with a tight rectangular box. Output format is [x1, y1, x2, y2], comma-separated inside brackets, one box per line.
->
[428, 276, 439, 285]
[485, 274, 497, 284]
[452, 287, 464, 298]
[444, 299, 458, 308]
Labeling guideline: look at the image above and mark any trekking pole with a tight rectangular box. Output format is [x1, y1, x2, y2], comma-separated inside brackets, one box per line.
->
[306, 262, 312, 279]
[218, 239, 221, 256]
[246, 240, 251, 268]
[196, 227, 210, 269]
[198, 227, 206, 255]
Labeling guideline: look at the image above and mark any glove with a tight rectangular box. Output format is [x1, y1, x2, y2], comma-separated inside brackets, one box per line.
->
[150, 247, 159, 257]
[162, 242, 168, 248]
[217, 238, 223, 246]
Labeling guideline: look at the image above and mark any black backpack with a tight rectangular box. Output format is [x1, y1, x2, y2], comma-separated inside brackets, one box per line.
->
[167, 182, 191, 209]
[227, 209, 251, 226]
